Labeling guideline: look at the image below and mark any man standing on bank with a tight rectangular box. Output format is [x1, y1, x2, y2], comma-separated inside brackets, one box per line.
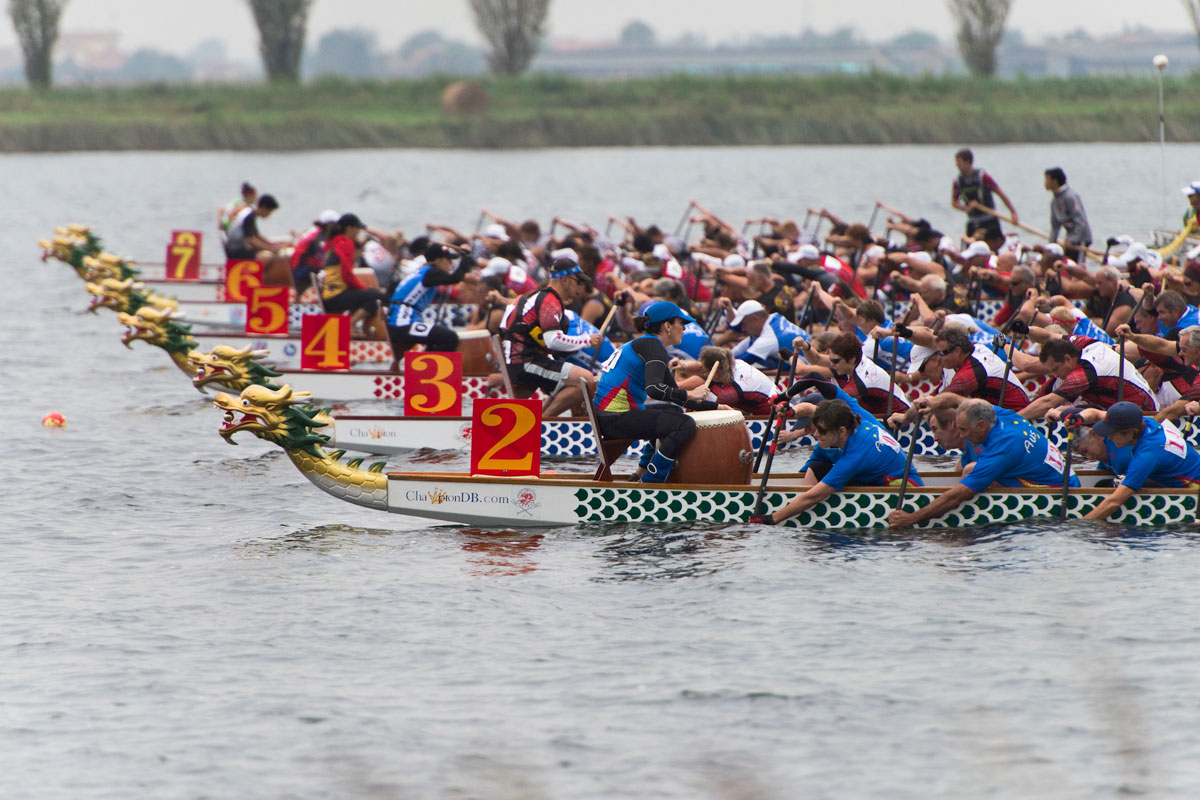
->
[1045, 167, 1093, 265]
[951, 148, 1019, 252]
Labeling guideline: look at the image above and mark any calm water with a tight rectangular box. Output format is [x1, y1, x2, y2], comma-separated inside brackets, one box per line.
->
[6, 145, 1200, 799]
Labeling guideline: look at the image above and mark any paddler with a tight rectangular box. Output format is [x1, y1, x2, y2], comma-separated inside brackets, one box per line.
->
[385, 242, 474, 371]
[889, 395, 1078, 529]
[749, 377, 922, 525]
[951, 147, 1018, 252]
[593, 301, 720, 482]
[672, 346, 778, 416]
[1064, 402, 1200, 520]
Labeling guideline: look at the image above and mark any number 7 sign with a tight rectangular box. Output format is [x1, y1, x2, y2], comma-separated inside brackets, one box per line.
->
[166, 231, 202, 280]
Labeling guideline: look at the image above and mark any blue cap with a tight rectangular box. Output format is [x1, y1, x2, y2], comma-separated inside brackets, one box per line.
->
[1092, 401, 1145, 438]
[643, 301, 695, 326]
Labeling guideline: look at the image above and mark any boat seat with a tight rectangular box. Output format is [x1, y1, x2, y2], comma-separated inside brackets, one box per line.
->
[489, 333, 536, 400]
[580, 377, 635, 482]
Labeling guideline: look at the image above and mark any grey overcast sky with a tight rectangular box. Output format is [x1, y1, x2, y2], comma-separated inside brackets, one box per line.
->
[7, 0, 1192, 59]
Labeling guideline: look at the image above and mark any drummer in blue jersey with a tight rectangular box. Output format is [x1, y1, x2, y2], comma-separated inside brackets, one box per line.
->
[749, 378, 922, 525]
[889, 395, 1079, 529]
[593, 301, 721, 483]
[1064, 401, 1200, 520]
[385, 242, 473, 372]
[723, 299, 810, 371]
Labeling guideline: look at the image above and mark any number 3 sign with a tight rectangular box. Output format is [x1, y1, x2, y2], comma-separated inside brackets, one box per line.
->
[470, 399, 541, 477]
[403, 352, 463, 416]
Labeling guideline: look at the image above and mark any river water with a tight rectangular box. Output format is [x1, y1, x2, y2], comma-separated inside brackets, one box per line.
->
[6, 144, 1200, 799]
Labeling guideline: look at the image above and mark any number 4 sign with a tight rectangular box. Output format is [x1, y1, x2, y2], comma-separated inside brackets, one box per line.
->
[301, 314, 350, 370]
[470, 399, 541, 477]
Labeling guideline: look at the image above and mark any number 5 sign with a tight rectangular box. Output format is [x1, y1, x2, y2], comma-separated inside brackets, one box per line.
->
[404, 352, 463, 416]
[470, 399, 541, 477]
[166, 230, 202, 280]
[246, 286, 290, 335]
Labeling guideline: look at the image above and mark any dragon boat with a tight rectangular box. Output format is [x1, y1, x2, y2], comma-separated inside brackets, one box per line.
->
[210, 382, 1200, 530]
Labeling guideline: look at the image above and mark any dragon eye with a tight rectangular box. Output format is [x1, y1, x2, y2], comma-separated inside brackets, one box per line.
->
[241, 399, 250, 407]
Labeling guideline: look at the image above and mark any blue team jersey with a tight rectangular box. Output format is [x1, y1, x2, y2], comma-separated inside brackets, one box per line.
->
[734, 313, 811, 371]
[1159, 305, 1200, 338]
[800, 387, 922, 490]
[1103, 418, 1200, 490]
[856, 324, 915, 369]
[594, 334, 655, 412]
[1073, 315, 1114, 345]
[563, 310, 616, 369]
[674, 321, 709, 359]
[386, 264, 437, 327]
[960, 406, 1080, 492]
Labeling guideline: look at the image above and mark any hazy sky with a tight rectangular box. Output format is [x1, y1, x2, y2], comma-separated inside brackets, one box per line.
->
[6, 0, 1193, 59]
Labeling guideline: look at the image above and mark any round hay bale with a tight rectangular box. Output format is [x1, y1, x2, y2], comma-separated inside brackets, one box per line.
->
[441, 81, 490, 116]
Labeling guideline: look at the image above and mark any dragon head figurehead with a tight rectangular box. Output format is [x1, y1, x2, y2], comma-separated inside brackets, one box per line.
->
[214, 384, 330, 456]
[39, 225, 106, 276]
[86, 277, 144, 313]
[86, 275, 176, 315]
[116, 305, 195, 354]
[189, 345, 282, 392]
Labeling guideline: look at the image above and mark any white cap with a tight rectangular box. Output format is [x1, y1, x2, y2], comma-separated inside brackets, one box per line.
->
[961, 240, 991, 259]
[484, 223, 509, 241]
[908, 344, 937, 372]
[1182, 182, 1200, 197]
[863, 244, 886, 260]
[944, 313, 979, 332]
[362, 240, 395, 270]
[550, 247, 578, 264]
[723, 254, 746, 269]
[908, 250, 932, 263]
[792, 243, 820, 262]
[506, 264, 530, 287]
[652, 243, 672, 261]
[729, 299, 766, 329]
[938, 235, 956, 252]
[1119, 243, 1161, 269]
[1044, 243, 1064, 257]
[317, 209, 339, 225]
[481, 256, 511, 278]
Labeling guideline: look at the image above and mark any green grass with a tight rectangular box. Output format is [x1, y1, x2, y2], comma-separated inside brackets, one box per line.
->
[0, 73, 1196, 150]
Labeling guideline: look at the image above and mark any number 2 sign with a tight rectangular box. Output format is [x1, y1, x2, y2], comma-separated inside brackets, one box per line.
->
[166, 231, 202, 280]
[470, 399, 541, 477]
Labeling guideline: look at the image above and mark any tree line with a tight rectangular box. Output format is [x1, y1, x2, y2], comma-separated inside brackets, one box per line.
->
[7, 0, 1196, 90]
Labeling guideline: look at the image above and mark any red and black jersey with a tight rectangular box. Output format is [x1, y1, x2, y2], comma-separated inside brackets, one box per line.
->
[944, 350, 1031, 410]
[502, 287, 567, 364]
[1139, 346, 1200, 398]
[1049, 337, 1157, 412]
[835, 358, 910, 417]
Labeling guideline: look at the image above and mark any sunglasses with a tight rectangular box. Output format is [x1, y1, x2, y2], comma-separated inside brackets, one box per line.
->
[828, 356, 844, 365]
[937, 348, 953, 356]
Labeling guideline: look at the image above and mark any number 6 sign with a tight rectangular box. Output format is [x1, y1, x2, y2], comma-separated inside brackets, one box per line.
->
[470, 398, 541, 477]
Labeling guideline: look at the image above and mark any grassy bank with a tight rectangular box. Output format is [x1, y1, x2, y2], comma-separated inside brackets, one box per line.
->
[1, 73, 1198, 151]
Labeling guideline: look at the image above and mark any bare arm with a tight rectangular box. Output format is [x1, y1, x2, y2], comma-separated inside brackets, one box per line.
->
[889, 483, 976, 528]
[1084, 484, 1136, 521]
[1020, 392, 1064, 421]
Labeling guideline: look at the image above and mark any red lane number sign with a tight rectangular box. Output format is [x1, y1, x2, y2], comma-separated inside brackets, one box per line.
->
[470, 398, 541, 477]
[301, 314, 350, 370]
[403, 352, 463, 416]
[166, 230, 202, 280]
[224, 258, 263, 303]
[245, 286, 290, 335]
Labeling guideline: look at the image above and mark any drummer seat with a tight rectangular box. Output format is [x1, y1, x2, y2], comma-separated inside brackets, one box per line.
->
[580, 378, 635, 481]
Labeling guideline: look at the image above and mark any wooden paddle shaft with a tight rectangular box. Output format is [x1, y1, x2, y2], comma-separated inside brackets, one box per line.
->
[702, 361, 720, 390]
[971, 203, 1104, 261]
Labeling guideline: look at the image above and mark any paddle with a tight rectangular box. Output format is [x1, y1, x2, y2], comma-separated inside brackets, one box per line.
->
[1059, 412, 1082, 520]
[971, 203, 1104, 261]
[894, 410, 924, 516]
[752, 401, 777, 473]
[702, 360, 720, 391]
[885, 327, 900, 421]
[586, 303, 620, 372]
[1117, 333, 1127, 403]
[753, 401, 791, 516]
[996, 328, 1021, 410]
[674, 201, 695, 238]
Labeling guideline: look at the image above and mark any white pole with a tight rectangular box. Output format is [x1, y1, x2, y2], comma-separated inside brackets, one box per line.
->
[1154, 54, 1169, 226]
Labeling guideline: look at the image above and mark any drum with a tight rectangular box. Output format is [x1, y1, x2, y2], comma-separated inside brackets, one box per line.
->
[456, 328, 494, 373]
[671, 409, 754, 486]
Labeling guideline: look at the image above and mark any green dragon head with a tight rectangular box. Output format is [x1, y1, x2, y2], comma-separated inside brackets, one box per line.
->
[189, 345, 283, 393]
[214, 384, 331, 457]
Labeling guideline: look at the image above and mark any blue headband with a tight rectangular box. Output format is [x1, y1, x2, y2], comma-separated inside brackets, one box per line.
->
[551, 264, 583, 280]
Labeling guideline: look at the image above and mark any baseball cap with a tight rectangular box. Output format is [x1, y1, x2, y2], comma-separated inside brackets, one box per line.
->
[425, 243, 458, 261]
[484, 223, 509, 241]
[651, 243, 673, 261]
[791, 243, 821, 262]
[549, 247, 578, 264]
[729, 299, 767, 329]
[961, 240, 991, 259]
[1182, 181, 1200, 197]
[315, 209, 339, 225]
[480, 256, 511, 278]
[1044, 243, 1065, 257]
[1092, 401, 1145, 438]
[791, 391, 827, 428]
[723, 254, 746, 269]
[550, 257, 587, 282]
[907, 344, 938, 372]
[863, 244, 886, 260]
[337, 212, 365, 229]
[643, 300, 695, 326]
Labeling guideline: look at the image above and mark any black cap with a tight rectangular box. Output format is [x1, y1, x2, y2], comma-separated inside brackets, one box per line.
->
[338, 212, 365, 229]
[425, 243, 457, 261]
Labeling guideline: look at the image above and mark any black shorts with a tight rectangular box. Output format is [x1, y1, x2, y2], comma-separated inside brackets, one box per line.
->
[510, 356, 572, 395]
[387, 321, 459, 354]
[324, 288, 386, 316]
[965, 216, 1003, 241]
[225, 245, 257, 260]
[596, 405, 697, 460]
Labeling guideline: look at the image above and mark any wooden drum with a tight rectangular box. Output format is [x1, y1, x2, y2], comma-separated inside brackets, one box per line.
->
[671, 409, 754, 486]
[456, 329, 493, 373]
